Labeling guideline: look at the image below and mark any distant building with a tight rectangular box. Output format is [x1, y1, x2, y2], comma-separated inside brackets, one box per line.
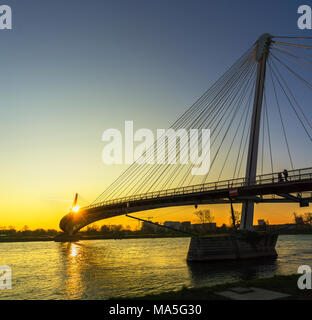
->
[181, 221, 191, 231]
[190, 224, 202, 232]
[164, 221, 181, 231]
[202, 223, 217, 231]
[267, 224, 296, 230]
[141, 221, 159, 233]
[191, 223, 216, 232]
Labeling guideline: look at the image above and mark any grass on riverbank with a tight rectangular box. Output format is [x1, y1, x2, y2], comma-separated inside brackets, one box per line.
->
[120, 274, 312, 300]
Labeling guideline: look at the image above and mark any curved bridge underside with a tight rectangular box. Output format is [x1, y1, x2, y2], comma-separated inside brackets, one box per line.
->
[60, 168, 312, 235]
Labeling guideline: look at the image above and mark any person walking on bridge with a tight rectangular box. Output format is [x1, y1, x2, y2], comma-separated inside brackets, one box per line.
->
[283, 169, 289, 182]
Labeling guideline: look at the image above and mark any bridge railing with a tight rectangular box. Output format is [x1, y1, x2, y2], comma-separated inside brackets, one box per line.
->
[86, 167, 312, 210]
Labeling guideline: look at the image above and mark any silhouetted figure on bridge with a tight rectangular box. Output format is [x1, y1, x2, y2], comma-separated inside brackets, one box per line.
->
[283, 169, 289, 182]
[278, 172, 284, 183]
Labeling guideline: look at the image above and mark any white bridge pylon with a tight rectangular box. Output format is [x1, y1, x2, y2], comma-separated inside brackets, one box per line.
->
[241, 33, 272, 230]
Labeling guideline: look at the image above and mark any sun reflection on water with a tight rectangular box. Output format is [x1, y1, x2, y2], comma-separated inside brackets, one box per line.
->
[69, 243, 79, 257]
[60, 242, 85, 299]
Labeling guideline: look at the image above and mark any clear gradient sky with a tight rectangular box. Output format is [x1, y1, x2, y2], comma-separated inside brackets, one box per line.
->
[1, 0, 312, 230]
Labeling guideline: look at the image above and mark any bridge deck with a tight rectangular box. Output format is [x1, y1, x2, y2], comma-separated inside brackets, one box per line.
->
[87, 167, 312, 209]
[60, 167, 312, 234]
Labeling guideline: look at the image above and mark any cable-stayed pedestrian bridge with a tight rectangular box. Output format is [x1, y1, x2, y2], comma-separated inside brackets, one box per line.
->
[59, 34, 312, 235]
[60, 167, 312, 234]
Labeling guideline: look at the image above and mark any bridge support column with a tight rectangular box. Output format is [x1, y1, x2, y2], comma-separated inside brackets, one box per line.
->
[240, 34, 272, 230]
[240, 201, 255, 231]
[187, 233, 278, 262]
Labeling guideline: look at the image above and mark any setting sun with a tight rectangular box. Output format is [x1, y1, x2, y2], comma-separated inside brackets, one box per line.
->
[72, 205, 80, 213]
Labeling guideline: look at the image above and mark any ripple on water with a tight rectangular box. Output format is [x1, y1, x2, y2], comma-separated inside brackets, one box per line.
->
[0, 235, 311, 299]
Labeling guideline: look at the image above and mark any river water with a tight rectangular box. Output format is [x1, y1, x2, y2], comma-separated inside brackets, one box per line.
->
[0, 235, 311, 300]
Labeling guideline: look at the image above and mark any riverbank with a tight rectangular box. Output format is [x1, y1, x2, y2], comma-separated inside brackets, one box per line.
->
[1, 230, 311, 243]
[121, 274, 311, 300]
[0, 233, 189, 243]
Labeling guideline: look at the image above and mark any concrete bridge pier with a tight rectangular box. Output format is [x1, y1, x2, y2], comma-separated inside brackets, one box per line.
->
[187, 232, 278, 262]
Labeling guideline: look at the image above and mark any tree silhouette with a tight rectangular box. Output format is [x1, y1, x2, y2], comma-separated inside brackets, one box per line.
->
[193, 210, 214, 224]
[229, 210, 241, 230]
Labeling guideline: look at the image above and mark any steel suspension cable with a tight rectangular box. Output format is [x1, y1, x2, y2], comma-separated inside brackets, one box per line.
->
[268, 62, 294, 170]
[96, 47, 255, 201]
